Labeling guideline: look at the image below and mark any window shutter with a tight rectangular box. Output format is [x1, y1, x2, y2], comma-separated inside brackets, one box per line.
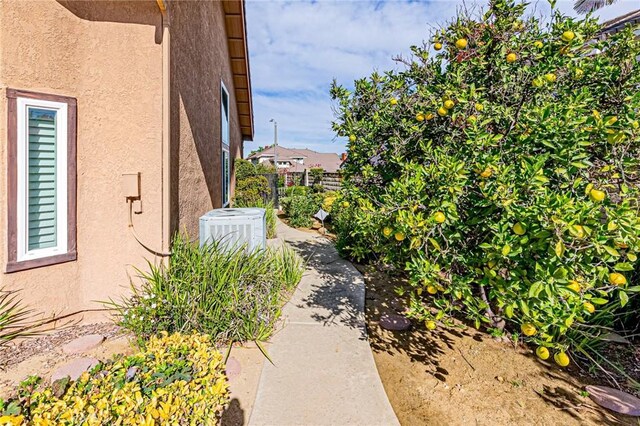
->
[27, 108, 57, 250]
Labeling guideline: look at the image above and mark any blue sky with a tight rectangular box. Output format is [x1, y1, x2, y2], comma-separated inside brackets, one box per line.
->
[244, 0, 640, 157]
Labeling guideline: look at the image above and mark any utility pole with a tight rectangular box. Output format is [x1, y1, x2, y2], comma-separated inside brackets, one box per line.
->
[270, 118, 278, 169]
[270, 119, 279, 206]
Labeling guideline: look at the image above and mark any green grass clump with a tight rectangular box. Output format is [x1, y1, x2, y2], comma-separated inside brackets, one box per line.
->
[108, 234, 304, 344]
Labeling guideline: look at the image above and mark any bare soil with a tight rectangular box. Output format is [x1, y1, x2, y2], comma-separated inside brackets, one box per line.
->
[364, 267, 639, 426]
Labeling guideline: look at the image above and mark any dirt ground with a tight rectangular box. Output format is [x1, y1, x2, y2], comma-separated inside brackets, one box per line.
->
[364, 267, 639, 426]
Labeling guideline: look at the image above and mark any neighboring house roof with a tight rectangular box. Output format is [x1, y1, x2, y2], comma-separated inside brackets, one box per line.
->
[248, 146, 343, 172]
[222, 0, 254, 141]
[600, 9, 640, 36]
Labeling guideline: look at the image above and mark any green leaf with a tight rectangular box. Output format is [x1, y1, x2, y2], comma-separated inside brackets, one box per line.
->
[502, 245, 511, 256]
[590, 298, 609, 305]
[614, 263, 634, 271]
[619, 291, 629, 308]
[555, 240, 565, 258]
[519, 300, 530, 316]
[603, 246, 620, 257]
[627, 253, 637, 262]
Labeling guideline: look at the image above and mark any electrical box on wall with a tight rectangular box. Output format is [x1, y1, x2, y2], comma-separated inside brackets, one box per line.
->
[122, 172, 140, 200]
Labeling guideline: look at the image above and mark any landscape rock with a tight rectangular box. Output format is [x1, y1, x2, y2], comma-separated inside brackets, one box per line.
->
[51, 357, 99, 382]
[379, 314, 411, 331]
[62, 334, 105, 354]
[586, 385, 640, 416]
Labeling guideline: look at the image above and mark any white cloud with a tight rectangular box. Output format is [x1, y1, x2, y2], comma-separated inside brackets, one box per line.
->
[244, 0, 640, 156]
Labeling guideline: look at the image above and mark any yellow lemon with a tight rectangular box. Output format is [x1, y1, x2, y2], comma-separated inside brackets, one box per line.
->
[544, 73, 557, 83]
[561, 30, 575, 42]
[534, 41, 543, 49]
[506, 53, 517, 63]
[455, 38, 468, 49]
[583, 302, 595, 314]
[521, 323, 537, 336]
[390, 98, 398, 105]
[480, 167, 492, 178]
[632, 120, 639, 129]
[424, 112, 435, 120]
[437, 107, 448, 117]
[434, 211, 446, 223]
[395, 232, 406, 242]
[467, 115, 477, 124]
[383, 227, 393, 237]
[532, 77, 544, 88]
[342, 201, 350, 208]
[427, 285, 438, 295]
[589, 189, 606, 202]
[536, 346, 550, 360]
[554, 351, 570, 367]
[416, 113, 425, 121]
[513, 222, 526, 235]
[348, 134, 356, 143]
[434, 42, 443, 51]
[475, 102, 484, 112]
[444, 100, 455, 110]
[425, 320, 437, 330]
[567, 280, 581, 292]
[609, 272, 627, 286]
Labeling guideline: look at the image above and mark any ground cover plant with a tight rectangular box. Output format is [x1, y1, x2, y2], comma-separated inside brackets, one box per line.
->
[331, 0, 640, 374]
[109, 234, 304, 346]
[0, 332, 228, 425]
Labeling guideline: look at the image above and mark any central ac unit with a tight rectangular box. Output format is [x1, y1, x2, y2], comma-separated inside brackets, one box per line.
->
[199, 208, 266, 252]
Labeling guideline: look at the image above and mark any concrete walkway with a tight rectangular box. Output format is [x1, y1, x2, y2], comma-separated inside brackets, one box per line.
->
[249, 221, 399, 426]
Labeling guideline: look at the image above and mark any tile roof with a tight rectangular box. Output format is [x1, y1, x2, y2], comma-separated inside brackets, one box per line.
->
[247, 146, 342, 172]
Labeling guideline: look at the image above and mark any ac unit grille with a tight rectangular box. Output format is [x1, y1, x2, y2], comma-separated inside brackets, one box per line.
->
[199, 208, 266, 252]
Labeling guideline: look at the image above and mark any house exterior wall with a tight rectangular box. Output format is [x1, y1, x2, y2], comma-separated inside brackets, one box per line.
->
[0, 0, 163, 319]
[169, 0, 243, 238]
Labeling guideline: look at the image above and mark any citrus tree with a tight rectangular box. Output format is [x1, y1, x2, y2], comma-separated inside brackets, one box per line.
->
[331, 0, 640, 368]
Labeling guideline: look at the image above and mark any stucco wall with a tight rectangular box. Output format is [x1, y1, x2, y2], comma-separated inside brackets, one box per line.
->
[0, 0, 163, 319]
[169, 0, 243, 237]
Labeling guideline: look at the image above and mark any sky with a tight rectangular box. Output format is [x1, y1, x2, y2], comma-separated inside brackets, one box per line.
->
[243, 0, 640, 157]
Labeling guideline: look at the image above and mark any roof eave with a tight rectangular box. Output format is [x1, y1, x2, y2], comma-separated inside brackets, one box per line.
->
[223, 0, 254, 141]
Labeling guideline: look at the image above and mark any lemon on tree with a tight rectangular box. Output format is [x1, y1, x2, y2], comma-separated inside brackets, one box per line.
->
[427, 285, 438, 294]
[609, 272, 627, 286]
[443, 99, 455, 110]
[416, 113, 425, 121]
[521, 323, 537, 336]
[567, 280, 581, 292]
[434, 211, 446, 223]
[434, 42, 443, 51]
[383, 227, 393, 238]
[348, 134, 356, 143]
[395, 232, 406, 242]
[330, 0, 640, 374]
[561, 30, 575, 42]
[583, 302, 595, 314]
[536, 346, 550, 360]
[506, 53, 517, 63]
[455, 38, 468, 49]
[554, 352, 570, 367]
[513, 222, 526, 235]
[390, 98, 398, 105]
[425, 320, 437, 330]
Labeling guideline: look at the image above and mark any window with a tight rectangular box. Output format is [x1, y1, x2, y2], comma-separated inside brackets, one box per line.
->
[6, 89, 77, 272]
[221, 82, 230, 206]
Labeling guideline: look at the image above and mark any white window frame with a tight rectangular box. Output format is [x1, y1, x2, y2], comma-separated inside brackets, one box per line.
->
[221, 81, 230, 207]
[15, 97, 68, 262]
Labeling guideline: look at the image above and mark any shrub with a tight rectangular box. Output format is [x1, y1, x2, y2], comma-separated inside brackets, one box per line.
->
[3, 333, 228, 425]
[331, 0, 640, 367]
[109, 234, 304, 343]
[281, 195, 322, 228]
[284, 185, 309, 197]
[235, 175, 271, 206]
[235, 158, 257, 181]
[309, 167, 324, 185]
